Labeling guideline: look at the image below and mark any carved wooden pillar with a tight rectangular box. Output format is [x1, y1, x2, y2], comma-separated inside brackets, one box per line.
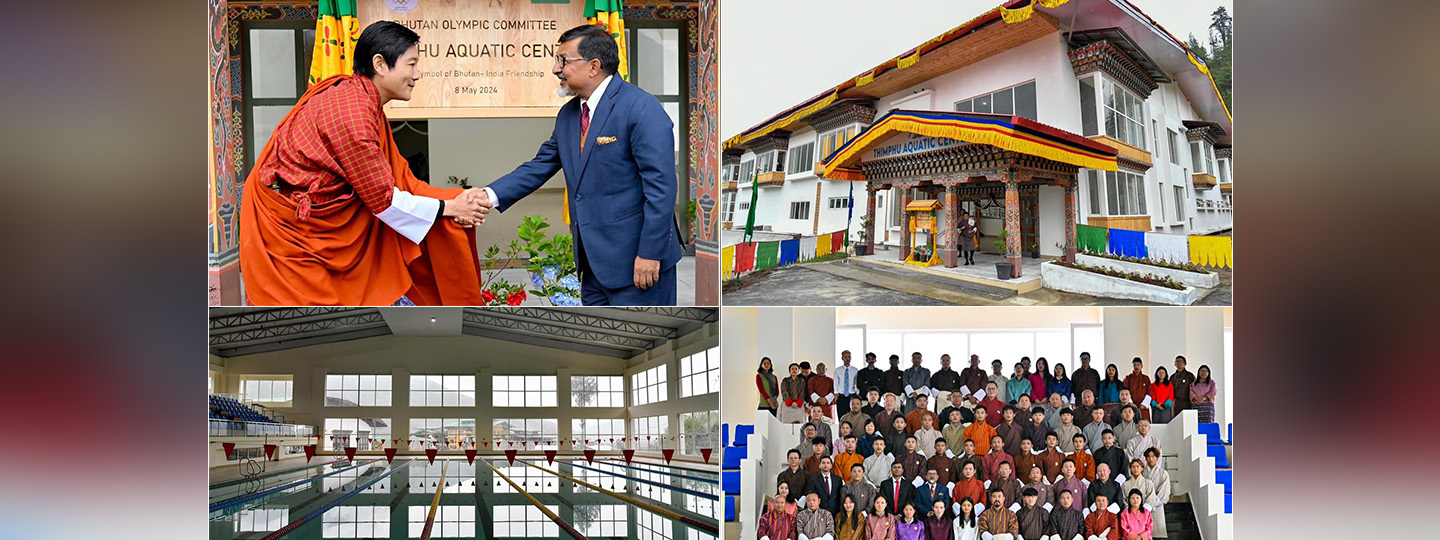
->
[1004, 171, 1022, 278]
[864, 185, 878, 255]
[899, 188, 913, 261]
[941, 184, 959, 267]
[1063, 180, 1079, 262]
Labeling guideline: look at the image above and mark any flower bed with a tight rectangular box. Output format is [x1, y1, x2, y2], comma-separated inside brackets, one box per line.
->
[1041, 261, 1201, 305]
[1081, 250, 1209, 273]
[1076, 253, 1220, 289]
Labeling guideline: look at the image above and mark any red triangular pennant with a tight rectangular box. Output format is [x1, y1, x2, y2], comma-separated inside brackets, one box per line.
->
[700, 448, 713, 463]
[263, 444, 277, 460]
[544, 450, 557, 465]
[622, 449, 635, 463]
[344, 447, 357, 461]
[465, 449, 477, 464]
[384, 448, 397, 464]
[504, 449, 518, 465]
[222, 442, 236, 459]
[662, 449, 675, 464]
[304, 444, 317, 463]
[425, 448, 438, 464]
[584, 449, 597, 464]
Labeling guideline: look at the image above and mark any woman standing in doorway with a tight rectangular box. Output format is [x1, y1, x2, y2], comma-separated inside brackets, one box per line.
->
[758, 357, 779, 417]
[1099, 364, 1123, 404]
[1190, 365, 1217, 424]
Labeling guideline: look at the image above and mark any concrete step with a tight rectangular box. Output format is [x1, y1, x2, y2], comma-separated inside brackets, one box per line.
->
[1163, 501, 1203, 540]
[844, 258, 1018, 300]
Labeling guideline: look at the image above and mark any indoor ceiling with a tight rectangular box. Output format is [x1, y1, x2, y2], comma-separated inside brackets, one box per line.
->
[208, 307, 718, 359]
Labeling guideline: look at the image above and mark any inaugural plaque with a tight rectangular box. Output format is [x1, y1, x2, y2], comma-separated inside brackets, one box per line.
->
[358, 0, 589, 118]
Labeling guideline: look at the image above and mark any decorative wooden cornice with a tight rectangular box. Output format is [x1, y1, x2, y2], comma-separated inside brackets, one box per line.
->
[1069, 40, 1158, 99]
[807, 100, 879, 134]
[748, 131, 791, 154]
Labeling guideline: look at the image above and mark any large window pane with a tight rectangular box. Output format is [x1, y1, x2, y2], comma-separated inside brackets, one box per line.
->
[249, 29, 296, 99]
[1078, 78, 1098, 136]
[635, 28, 679, 95]
[992, 88, 1014, 115]
[1014, 81, 1038, 121]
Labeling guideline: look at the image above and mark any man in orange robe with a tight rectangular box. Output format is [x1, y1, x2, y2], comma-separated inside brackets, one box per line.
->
[240, 22, 491, 305]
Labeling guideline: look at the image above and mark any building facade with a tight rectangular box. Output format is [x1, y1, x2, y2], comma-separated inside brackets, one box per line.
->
[722, 0, 1232, 267]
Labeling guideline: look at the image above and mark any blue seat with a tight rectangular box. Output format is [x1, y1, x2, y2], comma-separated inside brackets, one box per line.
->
[1227, 423, 1233, 444]
[721, 423, 730, 448]
[721, 470, 741, 495]
[1207, 443, 1230, 468]
[733, 425, 754, 447]
[725, 495, 736, 521]
[722, 446, 747, 469]
[1215, 470, 1232, 493]
[1198, 423, 1221, 444]
[1224, 492, 1232, 513]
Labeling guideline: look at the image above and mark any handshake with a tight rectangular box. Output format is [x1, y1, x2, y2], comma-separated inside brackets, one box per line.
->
[444, 187, 495, 228]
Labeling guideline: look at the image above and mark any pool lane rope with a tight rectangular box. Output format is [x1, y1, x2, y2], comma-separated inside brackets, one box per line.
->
[580, 459, 719, 484]
[518, 459, 719, 534]
[560, 461, 720, 498]
[258, 459, 412, 540]
[479, 457, 589, 540]
[209, 458, 384, 513]
[418, 461, 448, 540]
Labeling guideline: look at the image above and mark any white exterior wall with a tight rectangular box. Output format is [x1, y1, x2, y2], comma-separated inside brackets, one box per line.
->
[727, 30, 1232, 244]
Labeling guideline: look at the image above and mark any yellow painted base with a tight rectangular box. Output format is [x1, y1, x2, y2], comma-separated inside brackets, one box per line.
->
[904, 250, 942, 267]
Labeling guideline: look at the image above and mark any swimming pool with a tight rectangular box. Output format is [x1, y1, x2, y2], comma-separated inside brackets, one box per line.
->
[209, 457, 721, 539]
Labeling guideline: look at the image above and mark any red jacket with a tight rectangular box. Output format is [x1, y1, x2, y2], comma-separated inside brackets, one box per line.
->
[1150, 381, 1174, 408]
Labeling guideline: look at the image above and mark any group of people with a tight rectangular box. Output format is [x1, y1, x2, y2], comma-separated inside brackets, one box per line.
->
[753, 351, 1222, 539]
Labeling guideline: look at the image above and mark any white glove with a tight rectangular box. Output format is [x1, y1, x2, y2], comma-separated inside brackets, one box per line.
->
[1009, 502, 1021, 512]
[1107, 503, 1119, 513]
[1114, 474, 1125, 484]
[1043, 502, 1053, 511]
[984, 480, 992, 488]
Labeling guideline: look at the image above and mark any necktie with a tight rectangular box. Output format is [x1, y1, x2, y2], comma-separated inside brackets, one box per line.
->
[580, 102, 590, 151]
[825, 475, 831, 493]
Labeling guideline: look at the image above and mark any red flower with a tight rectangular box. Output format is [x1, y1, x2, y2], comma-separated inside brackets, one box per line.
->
[481, 290, 496, 304]
[506, 290, 526, 306]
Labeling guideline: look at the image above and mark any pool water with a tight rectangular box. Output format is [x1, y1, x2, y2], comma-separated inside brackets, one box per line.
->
[209, 456, 720, 539]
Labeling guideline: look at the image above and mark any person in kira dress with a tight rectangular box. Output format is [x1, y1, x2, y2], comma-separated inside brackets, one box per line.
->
[759, 484, 798, 540]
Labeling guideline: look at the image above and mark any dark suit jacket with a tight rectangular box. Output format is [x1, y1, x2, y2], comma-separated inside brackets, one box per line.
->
[878, 477, 917, 513]
[805, 472, 845, 514]
[914, 482, 950, 515]
[487, 76, 682, 290]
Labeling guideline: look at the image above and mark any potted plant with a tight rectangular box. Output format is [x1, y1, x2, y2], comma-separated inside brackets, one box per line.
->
[993, 230, 1012, 279]
[516, 215, 582, 306]
[853, 217, 873, 256]
[1028, 241, 1040, 259]
[478, 241, 529, 306]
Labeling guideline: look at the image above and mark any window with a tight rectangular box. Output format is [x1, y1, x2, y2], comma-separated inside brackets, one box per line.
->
[572, 375, 625, 407]
[889, 188, 907, 228]
[626, 25, 687, 184]
[1218, 158, 1231, 184]
[321, 506, 387, 538]
[955, 81, 1037, 121]
[1086, 170, 1102, 215]
[683, 479, 721, 520]
[776, 150, 787, 172]
[787, 142, 815, 174]
[1167, 130, 1180, 165]
[1104, 170, 1146, 216]
[492, 375, 557, 407]
[836, 325, 866, 364]
[243, 24, 315, 175]
[409, 375, 475, 407]
[1103, 78, 1146, 149]
[720, 191, 735, 223]
[755, 151, 774, 174]
[1174, 186, 1186, 222]
[819, 126, 858, 162]
[738, 201, 750, 212]
[491, 464, 558, 494]
[739, 160, 754, 184]
[408, 418, 475, 448]
[234, 508, 288, 533]
[241, 378, 292, 404]
[631, 415, 670, 452]
[1189, 141, 1215, 175]
[631, 365, 668, 406]
[1071, 324, 1105, 370]
[680, 347, 720, 397]
[326, 375, 392, 407]
[828, 197, 851, 210]
[323, 418, 390, 451]
[680, 410, 719, 455]
[573, 419, 627, 451]
[324, 466, 390, 494]
[866, 329, 1082, 376]
[408, 462, 476, 494]
[1078, 77, 1098, 136]
[408, 505, 475, 538]
[492, 419, 558, 450]
[492, 505, 557, 538]
[722, 164, 734, 183]
[575, 505, 628, 538]
[637, 508, 674, 540]
[789, 201, 811, 220]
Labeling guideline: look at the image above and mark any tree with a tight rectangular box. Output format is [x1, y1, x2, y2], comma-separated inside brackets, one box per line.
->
[1184, 7, 1233, 113]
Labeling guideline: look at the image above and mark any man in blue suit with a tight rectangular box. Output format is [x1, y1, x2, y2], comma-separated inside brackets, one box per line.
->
[482, 24, 682, 305]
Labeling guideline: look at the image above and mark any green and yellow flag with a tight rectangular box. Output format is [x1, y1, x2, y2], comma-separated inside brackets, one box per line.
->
[309, 0, 359, 86]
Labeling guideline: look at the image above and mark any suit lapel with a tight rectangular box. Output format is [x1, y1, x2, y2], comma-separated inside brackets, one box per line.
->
[576, 77, 623, 184]
[562, 100, 582, 174]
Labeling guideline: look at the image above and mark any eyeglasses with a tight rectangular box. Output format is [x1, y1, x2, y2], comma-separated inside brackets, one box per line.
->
[554, 55, 592, 68]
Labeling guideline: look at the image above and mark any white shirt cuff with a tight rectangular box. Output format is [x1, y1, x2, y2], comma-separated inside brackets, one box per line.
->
[375, 187, 440, 244]
[482, 186, 501, 212]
